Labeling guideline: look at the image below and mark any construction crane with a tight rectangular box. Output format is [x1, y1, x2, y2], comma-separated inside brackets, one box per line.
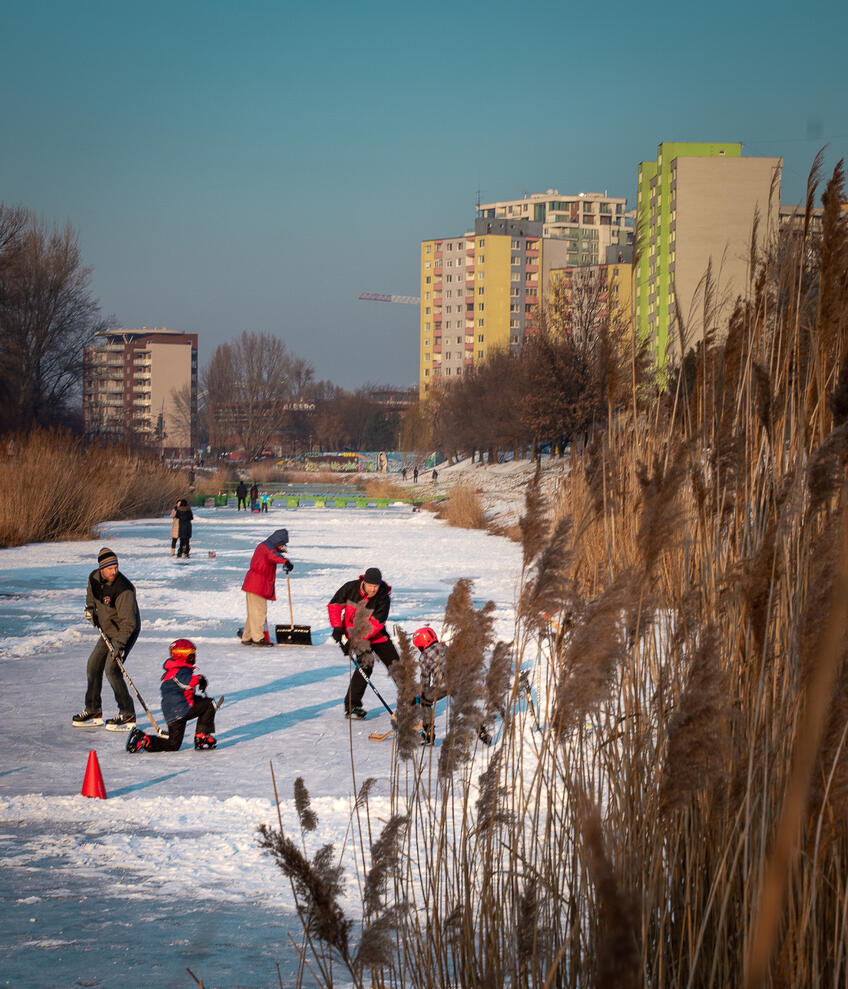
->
[358, 292, 420, 305]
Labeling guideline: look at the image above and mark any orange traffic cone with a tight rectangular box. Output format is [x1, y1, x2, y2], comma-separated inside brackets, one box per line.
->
[81, 750, 107, 799]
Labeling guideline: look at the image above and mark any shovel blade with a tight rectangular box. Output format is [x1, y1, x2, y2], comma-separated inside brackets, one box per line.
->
[275, 624, 313, 646]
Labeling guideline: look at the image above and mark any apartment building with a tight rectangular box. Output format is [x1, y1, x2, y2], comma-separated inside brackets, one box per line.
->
[477, 190, 633, 266]
[83, 328, 198, 455]
[636, 142, 782, 367]
[419, 219, 571, 397]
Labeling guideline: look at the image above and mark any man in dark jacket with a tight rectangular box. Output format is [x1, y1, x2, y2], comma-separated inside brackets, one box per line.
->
[328, 567, 399, 718]
[241, 528, 293, 645]
[73, 547, 141, 730]
[236, 480, 248, 511]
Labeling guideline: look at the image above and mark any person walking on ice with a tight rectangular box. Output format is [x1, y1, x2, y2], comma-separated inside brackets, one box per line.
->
[328, 567, 399, 718]
[412, 626, 491, 746]
[241, 528, 293, 646]
[175, 498, 193, 558]
[236, 479, 248, 511]
[127, 639, 217, 752]
[73, 547, 141, 730]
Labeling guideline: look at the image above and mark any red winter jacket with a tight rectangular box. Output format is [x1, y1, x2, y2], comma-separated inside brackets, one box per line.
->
[242, 542, 289, 600]
[327, 577, 392, 644]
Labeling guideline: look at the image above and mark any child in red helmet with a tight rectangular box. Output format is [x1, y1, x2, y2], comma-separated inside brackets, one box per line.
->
[126, 638, 218, 752]
[412, 626, 491, 746]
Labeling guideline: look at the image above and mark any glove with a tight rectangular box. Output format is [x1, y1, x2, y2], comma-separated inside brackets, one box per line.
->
[111, 643, 125, 661]
[198, 675, 208, 692]
[331, 627, 345, 644]
[283, 560, 293, 573]
[85, 606, 98, 628]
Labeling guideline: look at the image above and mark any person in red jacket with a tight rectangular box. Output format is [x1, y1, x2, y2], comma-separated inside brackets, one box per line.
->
[241, 528, 293, 646]
[328, 567, 399, 718]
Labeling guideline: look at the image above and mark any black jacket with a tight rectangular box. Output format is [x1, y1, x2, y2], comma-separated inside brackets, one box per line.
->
[176, 505, 193, 538]
[86, 569, 141, 649]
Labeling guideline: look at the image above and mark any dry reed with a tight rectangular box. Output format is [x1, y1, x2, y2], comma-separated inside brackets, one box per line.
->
[258, 157, 848, 988]
[0, 429, 186, 547]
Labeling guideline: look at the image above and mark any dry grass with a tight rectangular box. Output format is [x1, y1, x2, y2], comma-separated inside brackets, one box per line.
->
[354, 477, 409, 501]
[0, 430, 186, 546]
[433, 483, 488, 530]
[258, 158, 848, 989]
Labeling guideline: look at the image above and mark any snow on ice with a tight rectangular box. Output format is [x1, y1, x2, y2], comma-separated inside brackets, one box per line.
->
[0, 463, 538, 986]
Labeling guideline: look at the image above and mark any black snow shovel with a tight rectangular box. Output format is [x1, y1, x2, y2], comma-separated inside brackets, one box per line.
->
[275, 571, 313, 645]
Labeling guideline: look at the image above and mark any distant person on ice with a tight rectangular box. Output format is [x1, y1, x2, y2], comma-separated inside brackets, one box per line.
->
[126, 639, 217, 752]
[73, 547, 141, 730]
[236, 479, 248, 511]
[249, 482, 259, 511]
[175, 498, 193, 558]
[328, 567, 399, 719]
[241, 528, 293, 646]
[169, 501, 180, 555]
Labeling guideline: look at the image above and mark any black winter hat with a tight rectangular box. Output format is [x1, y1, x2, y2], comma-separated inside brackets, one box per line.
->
[363, 567, 382, 584]
[98, 547, 118, 570]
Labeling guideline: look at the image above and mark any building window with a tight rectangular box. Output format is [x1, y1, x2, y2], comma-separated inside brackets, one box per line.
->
[424, 338, 430, 345]
[424, 368, 430, 376]
[425, 308, 431, 315]
[425, 276, 431, 285]
[478, 334, 484, 342]
[478, 349, 484, 358]
[425, 262, 431, 269]
[479, 254, 485, 263]
[456, 336, 462, 344]
[478, 318, 484, 327]
[426, 244, 432, 253]
[478, 303, 484, 311]
[478, 287, 484, 295]
[445, 367, 451, 376]
[479, 239, 485, 247]
[424, 353, 430, 361]
[478, 271, 484, 280]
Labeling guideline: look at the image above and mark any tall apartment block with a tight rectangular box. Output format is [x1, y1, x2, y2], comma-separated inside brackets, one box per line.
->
[636, 142, 782, 367]
[419, 219, 572, 397]
[477, 190, 633, 266]
[83, 328, 198, 456]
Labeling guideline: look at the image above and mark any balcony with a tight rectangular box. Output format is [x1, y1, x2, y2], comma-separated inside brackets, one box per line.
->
[525, 264, 539, 273]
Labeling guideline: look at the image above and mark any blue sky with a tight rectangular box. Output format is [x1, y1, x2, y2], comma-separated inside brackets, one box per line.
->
[2, 0, 846, 388]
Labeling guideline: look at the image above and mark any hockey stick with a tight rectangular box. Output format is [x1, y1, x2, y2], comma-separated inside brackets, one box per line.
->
[98, 628, 167, 737]
[518, 667, 542, 732]
[345, 646, 395, 717]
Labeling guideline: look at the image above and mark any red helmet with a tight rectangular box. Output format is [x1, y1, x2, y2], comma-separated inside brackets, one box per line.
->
[412, 627, 438, 650]
[169, 638, 196, 664]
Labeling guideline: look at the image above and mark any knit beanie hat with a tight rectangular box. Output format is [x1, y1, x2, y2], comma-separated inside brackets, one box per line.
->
[363, 567, 382, 584]
[98, 547, 118, 570]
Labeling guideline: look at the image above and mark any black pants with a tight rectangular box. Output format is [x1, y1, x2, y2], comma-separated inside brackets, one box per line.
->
[146, 696, 217, 751]
[84, 629, 139, 716]
[345, 638, 399, 711]
[171, 537, 178, 551]
[238, 497, 246, 510]
[177, 536, 190, 557]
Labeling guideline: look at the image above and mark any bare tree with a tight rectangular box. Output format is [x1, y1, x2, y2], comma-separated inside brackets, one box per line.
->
[204, 331, 313, 459]
[0, 206, 105, 431]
